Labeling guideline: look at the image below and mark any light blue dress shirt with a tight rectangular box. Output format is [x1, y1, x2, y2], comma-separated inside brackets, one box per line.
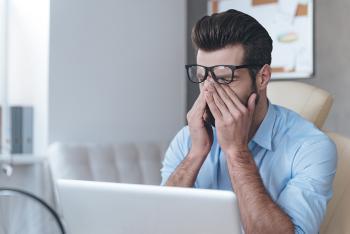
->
[161, 102, 337, 234]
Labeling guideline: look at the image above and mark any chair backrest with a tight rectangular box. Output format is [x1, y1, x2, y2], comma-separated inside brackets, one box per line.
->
[48, 142, 168, 185]
[267, 81, 333, 128]
[320, 132, 350, 234]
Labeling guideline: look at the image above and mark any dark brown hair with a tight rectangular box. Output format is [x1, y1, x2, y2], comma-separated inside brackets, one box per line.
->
[191, 9, 273, 80]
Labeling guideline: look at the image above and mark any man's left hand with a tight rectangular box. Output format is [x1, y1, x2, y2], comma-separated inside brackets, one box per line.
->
[204, 82, 256, 156]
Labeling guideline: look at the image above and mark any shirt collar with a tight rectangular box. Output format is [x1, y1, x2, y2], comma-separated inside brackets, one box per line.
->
[251, 101, 276, 151]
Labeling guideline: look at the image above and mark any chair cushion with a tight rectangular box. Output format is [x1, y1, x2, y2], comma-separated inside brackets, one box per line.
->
[267, 81, 333, 128]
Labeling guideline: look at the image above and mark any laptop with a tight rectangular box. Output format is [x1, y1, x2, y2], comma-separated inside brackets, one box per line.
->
[57, 179, 242, 234]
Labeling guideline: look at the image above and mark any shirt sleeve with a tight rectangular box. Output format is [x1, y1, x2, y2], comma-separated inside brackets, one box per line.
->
[160, 126, 191, 186]
[276, 136, 337, 234]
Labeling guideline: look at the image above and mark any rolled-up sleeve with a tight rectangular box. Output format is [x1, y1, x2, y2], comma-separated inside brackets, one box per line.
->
[276, 137, 337, 234]
[160, 127, 190, 186]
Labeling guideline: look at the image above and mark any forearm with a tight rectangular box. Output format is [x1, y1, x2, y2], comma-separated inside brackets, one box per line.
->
[226, 150, 294, 234]
[165, 150, 206, 187]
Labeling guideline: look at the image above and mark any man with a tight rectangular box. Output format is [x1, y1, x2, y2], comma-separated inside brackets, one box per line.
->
[161, 9, 337, 234]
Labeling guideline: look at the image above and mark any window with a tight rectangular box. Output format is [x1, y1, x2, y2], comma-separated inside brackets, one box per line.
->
[0, 0, 49, 156]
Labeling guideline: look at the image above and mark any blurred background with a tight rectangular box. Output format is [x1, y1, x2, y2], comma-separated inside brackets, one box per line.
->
[0, 0, 187, 156]
[0, 0, 350, 233]
[1, 0, 350, 155]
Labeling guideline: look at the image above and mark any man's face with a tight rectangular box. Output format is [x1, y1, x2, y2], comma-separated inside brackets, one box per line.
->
[197, 44, 256, 126]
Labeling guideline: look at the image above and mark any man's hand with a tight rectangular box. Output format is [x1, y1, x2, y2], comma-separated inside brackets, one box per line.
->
[165, 91, 213, 187]
[204, 82, 294, 233]
[204, 82, 256, 155]
[186, 90, 213, 157]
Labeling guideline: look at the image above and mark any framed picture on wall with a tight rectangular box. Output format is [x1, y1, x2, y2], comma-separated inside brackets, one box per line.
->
[209, 0, 314, 79]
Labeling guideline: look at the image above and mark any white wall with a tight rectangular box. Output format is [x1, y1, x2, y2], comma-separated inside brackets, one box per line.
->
[48, 0, 187, 144]
[7, 0, 49, 154]
[0, 0, 9, 153]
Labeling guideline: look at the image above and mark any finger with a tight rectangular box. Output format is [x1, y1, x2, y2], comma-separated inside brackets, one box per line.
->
[187, 92, 206, 125]
[221, 85, 247, 112]
[190, 91, 202, 110]
[212, 91, 232, 118]
[212, 83, 238, 113]
[247, 93, 257, 117]
[192, 91, 207, 118]
[205, 90, 222, 119]
[197, 90, 207, 110]
[212, 83, 245, 119]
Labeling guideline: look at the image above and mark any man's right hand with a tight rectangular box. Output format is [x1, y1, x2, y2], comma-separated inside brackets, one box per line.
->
[165, 90, 213, 187]
[186, 90, 213, 157]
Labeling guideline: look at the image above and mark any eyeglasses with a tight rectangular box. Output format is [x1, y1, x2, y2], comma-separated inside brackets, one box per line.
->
[185, 64, 263, 84]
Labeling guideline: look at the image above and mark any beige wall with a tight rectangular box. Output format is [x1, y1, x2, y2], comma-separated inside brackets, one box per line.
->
[187, 0, 350, 137]
[305, 0, 350, 137]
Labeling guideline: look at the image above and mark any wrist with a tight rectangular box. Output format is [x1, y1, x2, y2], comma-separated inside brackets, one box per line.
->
[225, 148, 256, 179]
[188, 147, 209, 160]
[224, 147, 254, 167]
[224, 145, 250, 157]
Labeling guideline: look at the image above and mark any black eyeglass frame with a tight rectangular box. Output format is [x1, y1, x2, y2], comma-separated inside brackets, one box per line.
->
[185, 64, 264, 84]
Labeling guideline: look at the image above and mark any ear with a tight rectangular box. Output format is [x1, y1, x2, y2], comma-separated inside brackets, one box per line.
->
[255, 64, 271, 91]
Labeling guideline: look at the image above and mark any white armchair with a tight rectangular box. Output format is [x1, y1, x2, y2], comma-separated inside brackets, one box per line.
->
[320, 132, 350, 234]
[48, 142, 168, 185]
